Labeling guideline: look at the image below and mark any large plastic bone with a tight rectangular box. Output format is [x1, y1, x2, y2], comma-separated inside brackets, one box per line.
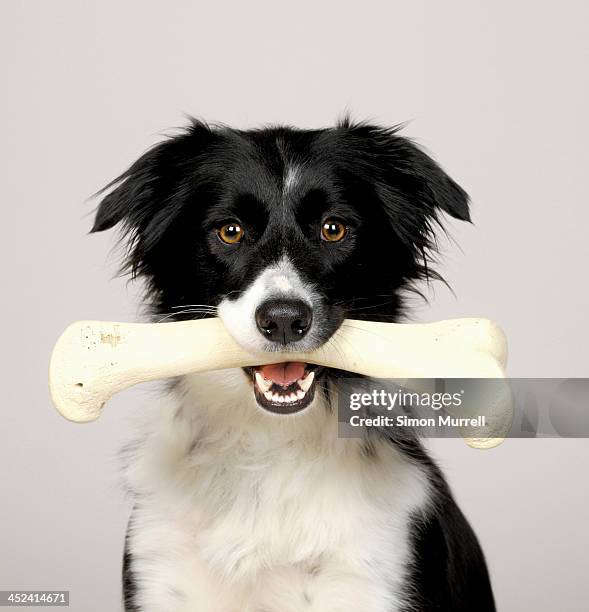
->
[49, 318, 511, 447]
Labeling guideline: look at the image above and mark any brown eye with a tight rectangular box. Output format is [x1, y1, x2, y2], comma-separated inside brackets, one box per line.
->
[321, 219, 347, 242]
[217, 222, 244, 245]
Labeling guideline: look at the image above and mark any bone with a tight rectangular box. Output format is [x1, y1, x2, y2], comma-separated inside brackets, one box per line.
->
[49, 318, 511, 448]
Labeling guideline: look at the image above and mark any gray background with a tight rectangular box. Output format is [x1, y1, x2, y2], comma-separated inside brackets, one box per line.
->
[1, 1, 588, 610]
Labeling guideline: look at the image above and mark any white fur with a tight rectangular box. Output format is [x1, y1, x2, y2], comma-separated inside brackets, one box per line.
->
[125, 262, 430, 610]
[283, 165, 299, 195]
[217, 257, 325, 354]
[124, 368, 430, 611]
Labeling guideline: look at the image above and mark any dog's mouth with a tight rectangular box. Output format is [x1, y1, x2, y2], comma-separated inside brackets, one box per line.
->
[244, 362, 320, 415]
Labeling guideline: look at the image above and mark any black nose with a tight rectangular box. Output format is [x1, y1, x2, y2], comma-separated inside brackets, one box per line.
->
[255, 299, 313, 344]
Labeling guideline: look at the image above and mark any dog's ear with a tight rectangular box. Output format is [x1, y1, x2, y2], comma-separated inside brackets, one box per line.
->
[91, 139, 175, 234]
[90, 120, 218, 277]
[91, 120, 216, 236]
[384, 132, 470, 222]
[339, 121, 471, 223]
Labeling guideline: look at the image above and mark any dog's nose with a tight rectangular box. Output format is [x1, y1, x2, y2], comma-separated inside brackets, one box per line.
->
[255, 299, 313, 344]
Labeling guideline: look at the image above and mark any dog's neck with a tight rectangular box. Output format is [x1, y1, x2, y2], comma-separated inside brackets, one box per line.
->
[174, 368, 340, 455]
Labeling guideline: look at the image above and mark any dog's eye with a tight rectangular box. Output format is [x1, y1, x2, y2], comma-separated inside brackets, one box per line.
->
[321, 219, 347, 243]
[217, 222, 244, 245]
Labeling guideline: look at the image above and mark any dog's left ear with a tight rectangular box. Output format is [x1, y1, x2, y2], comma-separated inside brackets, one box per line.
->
[341, 122, 471, 223]
[385, 133, 471, 222]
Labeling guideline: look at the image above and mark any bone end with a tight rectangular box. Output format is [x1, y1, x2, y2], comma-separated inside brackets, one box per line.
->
[49, 321, 111, 422]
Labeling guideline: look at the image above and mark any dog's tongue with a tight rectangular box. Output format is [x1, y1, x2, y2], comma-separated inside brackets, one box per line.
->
[260, 362, 306, 387]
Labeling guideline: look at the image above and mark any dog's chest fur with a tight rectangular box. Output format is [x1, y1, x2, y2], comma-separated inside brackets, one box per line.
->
[124, 369, 431, 612]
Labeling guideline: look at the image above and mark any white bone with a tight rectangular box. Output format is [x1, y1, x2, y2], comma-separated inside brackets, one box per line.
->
[48, 318, 511, 448]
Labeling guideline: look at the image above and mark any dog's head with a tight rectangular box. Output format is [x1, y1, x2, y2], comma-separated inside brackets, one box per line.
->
[92, 119, 469, 414]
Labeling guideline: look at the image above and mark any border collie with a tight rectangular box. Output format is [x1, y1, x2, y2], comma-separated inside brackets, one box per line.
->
[92, 118, 495, 611]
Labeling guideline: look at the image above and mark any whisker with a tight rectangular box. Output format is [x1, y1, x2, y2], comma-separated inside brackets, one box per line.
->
[169, 304, 219, 310]
[155, 308, 218, 323]
[346, 313, 399, 321]
[345, 299, 396, 313]
[340, 321, 398, 345]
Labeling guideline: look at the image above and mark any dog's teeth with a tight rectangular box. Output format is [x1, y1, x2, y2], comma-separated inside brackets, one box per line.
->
[264, 390, 273, 401]
[289, 393, 298, 402]
[296, 390, 305, 399]
[272, 393, 282, 403]
[255, 372, 272, 392]
[277, 395, 285, 403]
[298, 371, 315, 392]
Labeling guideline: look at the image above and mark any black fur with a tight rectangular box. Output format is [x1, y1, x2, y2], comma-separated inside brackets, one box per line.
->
[93, 118, 494, 611]
[92, 118, 469, 328]
[122, 535, 138, 612]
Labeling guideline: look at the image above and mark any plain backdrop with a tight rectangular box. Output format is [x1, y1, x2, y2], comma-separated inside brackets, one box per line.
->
[1, 1, 588, 610]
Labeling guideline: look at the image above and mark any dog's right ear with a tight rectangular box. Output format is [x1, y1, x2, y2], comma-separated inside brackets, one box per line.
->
[91, 120, 216, 236]
[91, 139, 173, 234]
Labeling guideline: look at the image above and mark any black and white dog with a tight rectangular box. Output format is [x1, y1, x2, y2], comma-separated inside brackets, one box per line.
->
[92, 118, 495, 611]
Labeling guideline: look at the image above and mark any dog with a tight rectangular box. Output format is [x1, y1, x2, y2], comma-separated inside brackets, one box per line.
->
[91, 118, 496, 611]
